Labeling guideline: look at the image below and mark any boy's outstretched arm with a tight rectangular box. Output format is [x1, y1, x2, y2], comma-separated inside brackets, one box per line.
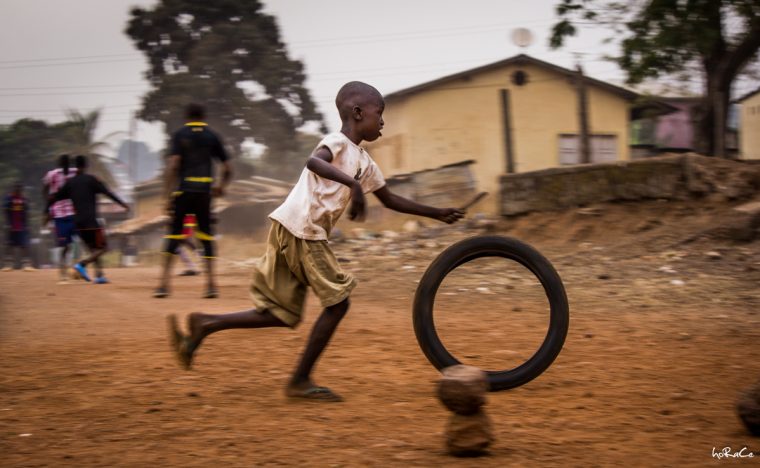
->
[373, 186, 464, 224]
[96, 179, 130, 214]
[306, 147, 366, 221]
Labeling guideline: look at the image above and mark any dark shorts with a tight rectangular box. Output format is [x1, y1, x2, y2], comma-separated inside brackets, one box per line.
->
[166, 192, 213, 243]
[78, 227, 107, 250]
[7, 230, 28, 247]
[54, 216, 76, 247]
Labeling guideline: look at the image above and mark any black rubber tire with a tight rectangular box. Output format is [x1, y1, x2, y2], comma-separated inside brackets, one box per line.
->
[413, 235, 569, 391]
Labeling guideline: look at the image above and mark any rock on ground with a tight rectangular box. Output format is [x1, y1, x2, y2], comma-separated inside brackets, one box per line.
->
[737, 379, 760, 436]
[445, 410, 494, 456]
[437, 365, 488, 415]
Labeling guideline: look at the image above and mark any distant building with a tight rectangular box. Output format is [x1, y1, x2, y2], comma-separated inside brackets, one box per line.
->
[365, 54, 658, 213]
[631, 97, 738, 158]
[737, 87, 760, 160]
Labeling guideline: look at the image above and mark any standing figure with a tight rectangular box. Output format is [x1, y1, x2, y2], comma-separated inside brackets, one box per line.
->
[49, 155, 129, 283]
[154, 103, 232, 298]
[42, 154, 78, 283]
[3, 183, 34, 271]
[177, 214, 200, 276]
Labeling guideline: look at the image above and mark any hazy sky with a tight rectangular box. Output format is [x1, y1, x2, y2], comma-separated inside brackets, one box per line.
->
[0, 1, 749, 156]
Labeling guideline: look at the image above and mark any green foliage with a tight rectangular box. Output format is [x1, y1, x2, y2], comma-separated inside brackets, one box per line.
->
[550, 0, 760, 155]
[125, 0, 327, 177]
[0, 109, 119, 228]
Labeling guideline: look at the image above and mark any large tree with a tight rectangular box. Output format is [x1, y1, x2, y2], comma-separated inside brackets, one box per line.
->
[551, 0, 760, 157]
[125, 0, 326, 177]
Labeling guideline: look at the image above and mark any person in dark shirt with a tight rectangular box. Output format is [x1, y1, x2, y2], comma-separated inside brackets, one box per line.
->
[3, 183, 34, 271]
[51, 155, 129, 283]
[154, 103, 232, 299]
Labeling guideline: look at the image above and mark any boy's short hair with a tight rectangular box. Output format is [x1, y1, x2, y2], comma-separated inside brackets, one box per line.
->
[75, 155, 87, 169]
[335, 81, 382, 121]
[185, 103, 205, 120]
[59, 154, 70, 174]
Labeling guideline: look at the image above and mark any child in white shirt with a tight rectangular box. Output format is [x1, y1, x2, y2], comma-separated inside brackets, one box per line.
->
[168, 81, 464, 401]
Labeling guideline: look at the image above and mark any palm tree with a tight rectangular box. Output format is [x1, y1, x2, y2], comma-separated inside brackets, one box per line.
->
[58, 109, 124, 186]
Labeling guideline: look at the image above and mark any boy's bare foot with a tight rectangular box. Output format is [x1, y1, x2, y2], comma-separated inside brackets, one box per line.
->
[167, 314, 198, 370]
[286, 380, 343, 402]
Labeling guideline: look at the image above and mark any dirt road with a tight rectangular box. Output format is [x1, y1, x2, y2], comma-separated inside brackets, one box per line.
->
[1, 204, 759, 466]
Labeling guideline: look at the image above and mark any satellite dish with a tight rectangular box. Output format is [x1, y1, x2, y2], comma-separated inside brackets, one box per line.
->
[511, 28, 534, 48]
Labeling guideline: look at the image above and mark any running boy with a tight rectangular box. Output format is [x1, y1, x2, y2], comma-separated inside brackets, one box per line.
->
[43, 154, 78, 282]
[49, 155, 129, 283]
[168, 82, 464, 402]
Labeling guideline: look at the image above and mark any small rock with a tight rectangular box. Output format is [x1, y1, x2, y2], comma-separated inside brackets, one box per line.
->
[737, 379, 760, 436]
[635, 218, 662, 232]
[438, 365, 488, 415]
[445, 410, 493, 456]
[350, 227, 368, 239]
[577, 207, 603, 216]
[705, 251, 722, 260]
[670, 279, 685, 286]
[584, 333, 594, 339]
[402, 220, 422, 233]
[329, 228, 345, 242]
[381, 230, 399, 239]
[597, 273, 611, 280]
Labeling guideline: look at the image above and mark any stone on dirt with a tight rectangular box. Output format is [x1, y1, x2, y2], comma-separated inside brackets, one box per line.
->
[437, 365, 488, 415]
[402, 220, 422, 233]
[445, 410, 493, 456]
[736, 379, 760, 436]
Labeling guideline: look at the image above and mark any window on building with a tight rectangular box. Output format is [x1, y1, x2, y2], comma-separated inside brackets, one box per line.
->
[558, 134, 619, 164]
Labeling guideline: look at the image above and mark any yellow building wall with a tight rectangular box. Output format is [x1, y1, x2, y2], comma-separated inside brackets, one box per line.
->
[740, 93, 760, 160]
[366, 62, 632, 213]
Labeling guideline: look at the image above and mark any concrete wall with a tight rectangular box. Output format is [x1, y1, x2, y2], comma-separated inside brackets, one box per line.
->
[500, 154, 760, 216]
[740, 92, 760, 160]
[366, 61, 632, 214]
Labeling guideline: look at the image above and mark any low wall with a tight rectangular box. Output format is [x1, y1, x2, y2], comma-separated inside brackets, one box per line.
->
[499, 154, 760, 216]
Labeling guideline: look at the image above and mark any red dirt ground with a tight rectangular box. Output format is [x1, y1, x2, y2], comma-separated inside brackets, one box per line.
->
[1, 198, 759, 466]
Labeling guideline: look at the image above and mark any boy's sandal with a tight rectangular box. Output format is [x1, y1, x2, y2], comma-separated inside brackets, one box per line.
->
[287, 386, 344, 402]
[153, 287, 169, 298]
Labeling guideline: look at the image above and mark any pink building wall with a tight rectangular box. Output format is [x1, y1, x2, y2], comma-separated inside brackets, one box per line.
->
[655, 101, 695, 150]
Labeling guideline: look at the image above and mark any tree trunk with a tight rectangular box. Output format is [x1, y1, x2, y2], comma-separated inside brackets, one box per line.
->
[695, 63, 731, 158]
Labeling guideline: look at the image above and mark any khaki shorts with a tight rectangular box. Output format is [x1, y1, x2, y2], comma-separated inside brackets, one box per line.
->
[250, 221, 356, 327]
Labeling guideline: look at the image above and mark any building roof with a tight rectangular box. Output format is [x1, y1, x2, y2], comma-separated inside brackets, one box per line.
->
[736, 86, 760, 103]
[384, 54, 640, 102]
